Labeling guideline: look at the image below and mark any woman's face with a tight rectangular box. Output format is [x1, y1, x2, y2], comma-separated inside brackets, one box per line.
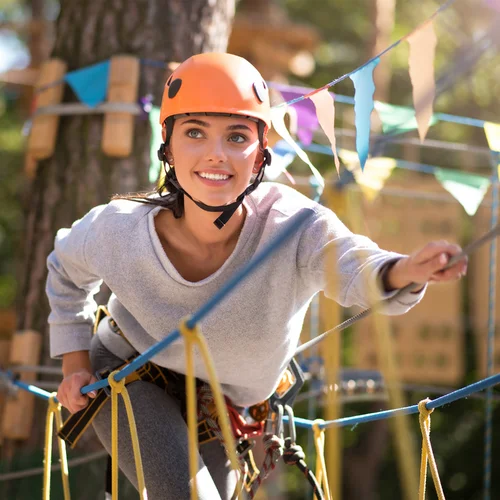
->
[169, 115, 262, 207]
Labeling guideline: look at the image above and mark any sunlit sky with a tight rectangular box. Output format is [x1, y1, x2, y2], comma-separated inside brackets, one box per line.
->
[0, 30, 30, 73]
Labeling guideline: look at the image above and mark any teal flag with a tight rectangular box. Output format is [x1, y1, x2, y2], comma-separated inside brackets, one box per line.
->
[375, 101, 438, 134]
[65, 61, 110, 107]
[434, 168, 491, 216]
[349, 58, 380, 171]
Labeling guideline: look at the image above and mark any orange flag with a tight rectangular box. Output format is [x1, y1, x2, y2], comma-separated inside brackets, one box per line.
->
[309, 89, 340, 175]
[407, 21, 437, 142]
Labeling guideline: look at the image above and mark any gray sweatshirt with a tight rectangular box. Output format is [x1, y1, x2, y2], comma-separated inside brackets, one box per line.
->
[46, 182, 425, 406]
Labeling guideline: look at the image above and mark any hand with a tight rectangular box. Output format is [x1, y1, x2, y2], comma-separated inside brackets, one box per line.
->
[385, 240, 468, 290]
[57, 369, 98, 414]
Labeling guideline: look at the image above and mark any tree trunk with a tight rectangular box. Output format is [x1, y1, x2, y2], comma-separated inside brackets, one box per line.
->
[14, 0, 234, 453]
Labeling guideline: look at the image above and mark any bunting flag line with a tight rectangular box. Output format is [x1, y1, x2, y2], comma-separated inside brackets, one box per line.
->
[270, 105, 325, 191]
[406, 21, 437, 142]
[349, 58, 380, 171]
[374, 102, 438, 135]
[64, 61, 110, 108]
[434, 168, 491, 216]
[267, 140, 297, 183]
[483, 121, 500, 178]
[338, 149, 396, 201]
[309, 89, 340, 175]
[279, 89, 320, 146]
[484, 121, 500, 153]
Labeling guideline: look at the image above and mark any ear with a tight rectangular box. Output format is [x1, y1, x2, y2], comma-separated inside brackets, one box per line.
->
[161, 125, 167, 143]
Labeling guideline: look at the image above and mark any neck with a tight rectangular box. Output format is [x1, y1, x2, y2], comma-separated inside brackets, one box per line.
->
[179, 196, 245, 248]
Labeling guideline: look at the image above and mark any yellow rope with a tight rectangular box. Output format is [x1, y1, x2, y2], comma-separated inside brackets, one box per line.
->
[179, 318, 244, 500]
[43, 394, 71, 500]
[312, 419, 331, 500]
[418, 399, 445, 500]
[108, 370, 147, 500]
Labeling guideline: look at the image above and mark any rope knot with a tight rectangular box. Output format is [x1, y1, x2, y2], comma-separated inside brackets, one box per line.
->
[48, 393, 60, 412]
[108, 370, 125, 394]
[283, 438, 305, 465]
[418, 398, 433, 420]
[312, 418, 325, 438]
[263, 433, 284, 453]
[179, 317, 200, 343]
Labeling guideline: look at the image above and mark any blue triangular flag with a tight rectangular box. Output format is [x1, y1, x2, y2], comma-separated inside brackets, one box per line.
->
[65, 60, 111, 107]
[349, 58, 380, 170]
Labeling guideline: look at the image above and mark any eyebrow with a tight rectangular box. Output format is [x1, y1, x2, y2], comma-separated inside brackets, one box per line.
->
[179, 118, 252, 132]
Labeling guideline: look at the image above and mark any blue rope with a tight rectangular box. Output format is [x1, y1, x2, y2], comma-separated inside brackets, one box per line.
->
[484, 162, 499, 500]
[299, 141, 490, 179]
[13, 380, 52, 400]
[81, 208, 315, 389]
[285, 371, 500, 430]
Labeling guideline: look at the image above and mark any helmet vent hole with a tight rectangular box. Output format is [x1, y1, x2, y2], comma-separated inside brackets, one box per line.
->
[166, 75, 173, 86]
[168, 78, 182, 98]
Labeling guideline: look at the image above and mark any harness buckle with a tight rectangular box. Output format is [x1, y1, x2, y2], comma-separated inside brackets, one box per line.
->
[95, 368, 112, 398]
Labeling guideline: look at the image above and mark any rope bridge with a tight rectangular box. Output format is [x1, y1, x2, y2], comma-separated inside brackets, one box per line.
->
[2, 208, 500, 499]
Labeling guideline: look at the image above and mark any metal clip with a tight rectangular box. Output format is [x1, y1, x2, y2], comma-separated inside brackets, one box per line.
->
[269, 358, 305, 412]
[95, 368, 112, 397]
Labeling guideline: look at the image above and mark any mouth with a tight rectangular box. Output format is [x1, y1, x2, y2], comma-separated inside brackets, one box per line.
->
[196, 171, 234, 185]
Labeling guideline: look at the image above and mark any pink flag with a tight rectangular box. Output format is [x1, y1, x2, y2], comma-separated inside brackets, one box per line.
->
[309, 89, 340, 175]
[407, 21, 437, 142]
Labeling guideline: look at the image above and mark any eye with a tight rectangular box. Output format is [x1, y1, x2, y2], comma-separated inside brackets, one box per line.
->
[186, 128, 204, 139]
[228, 133, 247, 144]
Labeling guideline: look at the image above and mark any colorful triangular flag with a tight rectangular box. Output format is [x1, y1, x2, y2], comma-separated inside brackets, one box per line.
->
[271, 105, 324, 192]
[65, 60, 110, 107]
[309, 89, 340, 175]
[349, 58, 380, 171]
[375, 102, 438, 135]
[434, 168, 490, 216]
[339, 149, 396, 201]
[407, 21, 437, 142]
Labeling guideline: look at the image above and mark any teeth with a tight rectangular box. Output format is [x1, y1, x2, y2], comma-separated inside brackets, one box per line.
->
[199, 172, 230, 181]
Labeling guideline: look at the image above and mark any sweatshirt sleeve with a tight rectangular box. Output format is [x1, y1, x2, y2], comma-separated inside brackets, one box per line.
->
[298, 207, 426, 315]
[46, 205, 106, 358]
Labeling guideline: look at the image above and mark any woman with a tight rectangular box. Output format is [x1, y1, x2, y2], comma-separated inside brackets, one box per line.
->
[47, 53, 467, 499]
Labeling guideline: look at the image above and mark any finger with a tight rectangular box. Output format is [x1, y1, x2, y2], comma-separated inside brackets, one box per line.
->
[431, 263, 467, 282]
[69, 377, 90, 408]
[414, 241, 461, 263]
[423, 252, 449, 275]
[57, 385, 69, 411]
[87, 375, 98, 399]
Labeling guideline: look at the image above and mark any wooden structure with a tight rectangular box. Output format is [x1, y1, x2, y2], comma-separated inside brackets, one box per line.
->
[470, 200, 500, 378]
[228, 0, 320, 81]
[350, 175, 465, 385]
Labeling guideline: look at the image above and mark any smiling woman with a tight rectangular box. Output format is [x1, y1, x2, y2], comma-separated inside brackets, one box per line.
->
[46, 52, 467, 500]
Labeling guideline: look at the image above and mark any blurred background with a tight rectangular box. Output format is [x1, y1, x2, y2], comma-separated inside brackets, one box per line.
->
[2, 0, 500, 498]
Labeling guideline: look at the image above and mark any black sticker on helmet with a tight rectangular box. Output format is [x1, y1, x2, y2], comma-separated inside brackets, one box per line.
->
[253, 81, 267, 103]
[168, 78, 182, 98]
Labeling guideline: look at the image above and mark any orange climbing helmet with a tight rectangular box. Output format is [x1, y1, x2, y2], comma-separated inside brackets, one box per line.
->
[157, 53, 273, 230]
[159, 53, 272, 135]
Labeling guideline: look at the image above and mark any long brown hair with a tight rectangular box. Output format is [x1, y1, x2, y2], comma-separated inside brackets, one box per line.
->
[111, 171, 184, 218]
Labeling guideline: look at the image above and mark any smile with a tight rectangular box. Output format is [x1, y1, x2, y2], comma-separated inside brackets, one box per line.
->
[197, 172, 232, 181]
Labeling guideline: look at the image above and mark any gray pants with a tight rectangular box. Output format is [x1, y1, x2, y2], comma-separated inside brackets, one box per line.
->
[90, 334, 238, 500]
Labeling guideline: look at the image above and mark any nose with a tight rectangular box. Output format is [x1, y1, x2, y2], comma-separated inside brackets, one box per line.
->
[205, 137, 227, 163]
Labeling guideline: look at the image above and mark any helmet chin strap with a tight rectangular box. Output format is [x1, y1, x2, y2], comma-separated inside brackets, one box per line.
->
[162, 148, 271, 229]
